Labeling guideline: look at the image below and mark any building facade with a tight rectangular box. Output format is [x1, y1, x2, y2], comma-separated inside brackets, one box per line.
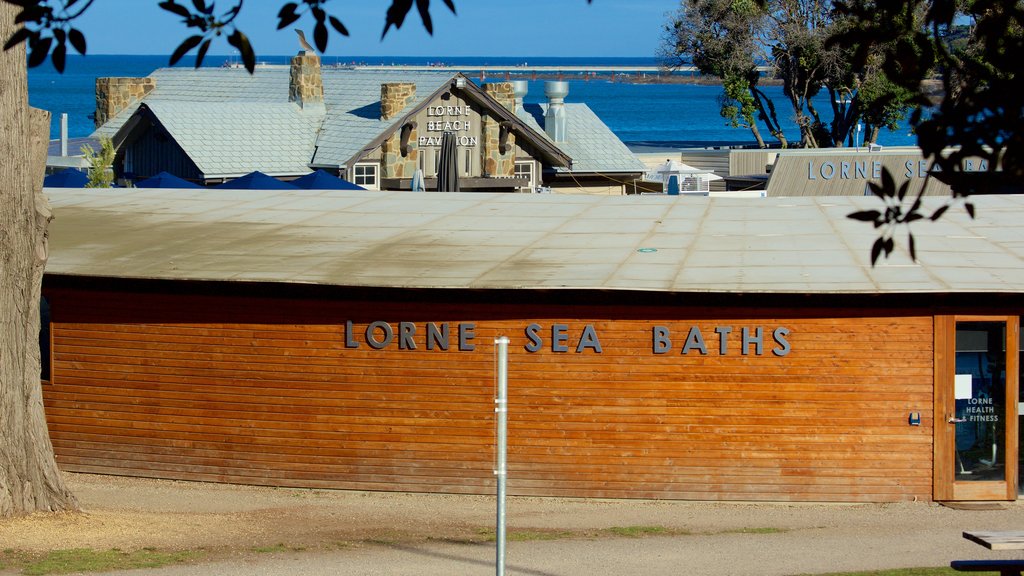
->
[93, 54, 645, 193]
[39, 189, 1024, 503]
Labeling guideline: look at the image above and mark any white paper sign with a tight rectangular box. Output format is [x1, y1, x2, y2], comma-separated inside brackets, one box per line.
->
[955, 374, 973, 400]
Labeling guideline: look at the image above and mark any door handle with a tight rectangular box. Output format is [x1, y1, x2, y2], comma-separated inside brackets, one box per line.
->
[948, 417, 967, 423]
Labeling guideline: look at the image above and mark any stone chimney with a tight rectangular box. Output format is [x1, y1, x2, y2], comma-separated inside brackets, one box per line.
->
[380, 82, 418, 180]
[482, 82, 516, 177]
[381, 82, 416, 121]
[289, 52, 324, 108]
[95, 77, 156, 127]
[484, 82, 515, 113]
[544, 81, 569, 142]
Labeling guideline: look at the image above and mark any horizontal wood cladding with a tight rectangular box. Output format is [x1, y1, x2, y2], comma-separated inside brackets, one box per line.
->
[42, 286, 934, 502]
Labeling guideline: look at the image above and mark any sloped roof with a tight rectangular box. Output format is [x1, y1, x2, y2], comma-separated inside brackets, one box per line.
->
[91, 66, 641, 177]
[43, 187, 1024, 294]
[307, 70, 457, 168]
[94, 67, 461, 173]
[140, 101, 323, 178]
[518, 103, 646, 174]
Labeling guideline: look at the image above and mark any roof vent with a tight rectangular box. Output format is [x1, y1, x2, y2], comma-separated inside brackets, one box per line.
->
[512, 80, 528, 112]
[544, 81, 568, 142]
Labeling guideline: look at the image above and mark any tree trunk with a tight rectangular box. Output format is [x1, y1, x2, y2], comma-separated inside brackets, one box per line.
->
[0, 4, 78, 517]
[748, 122, 766, 149]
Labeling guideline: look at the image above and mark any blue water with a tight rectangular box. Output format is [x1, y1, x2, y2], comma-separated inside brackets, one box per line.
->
[28, 54, 917, 147]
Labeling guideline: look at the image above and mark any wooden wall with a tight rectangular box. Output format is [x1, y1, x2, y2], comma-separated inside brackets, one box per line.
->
[41, 284, 935, 502]
[118, 117, 203, 182]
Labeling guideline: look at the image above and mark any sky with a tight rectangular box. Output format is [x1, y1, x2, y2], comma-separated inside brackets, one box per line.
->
[71, 1, 674, 58]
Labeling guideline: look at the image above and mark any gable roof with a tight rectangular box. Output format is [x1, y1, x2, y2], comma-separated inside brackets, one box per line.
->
[43, 187, 1024, 295]
[518, 103, 646, 174]
[91, 66, 640, 178]
[133, 101, 324, 179]
[95, 67, 459, 175]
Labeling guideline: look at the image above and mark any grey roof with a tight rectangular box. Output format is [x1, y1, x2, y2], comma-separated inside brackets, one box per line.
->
[307, 71, 456, 168]
[43, 188, 1024, 294]
[143, 101, 323, 178]
[93, 67, 457, 172]
[518, 103, 646, 174]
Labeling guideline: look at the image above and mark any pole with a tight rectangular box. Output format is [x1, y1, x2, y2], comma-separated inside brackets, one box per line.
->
[494, 336, 509, 576]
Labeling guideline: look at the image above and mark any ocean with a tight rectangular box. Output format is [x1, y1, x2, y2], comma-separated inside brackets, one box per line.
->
[28, 54, 918, 148]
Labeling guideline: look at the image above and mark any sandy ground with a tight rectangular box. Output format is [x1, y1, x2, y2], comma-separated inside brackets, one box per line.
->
[2, 473, 1024, 575]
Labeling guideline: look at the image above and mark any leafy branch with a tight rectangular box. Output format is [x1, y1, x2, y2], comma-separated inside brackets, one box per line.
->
[2, 0, 93, 71]
[1, 0, 514, 75]
[159, 0, 250, 71]
[276, 1, 350, 53]
[847, 167, 974, 265]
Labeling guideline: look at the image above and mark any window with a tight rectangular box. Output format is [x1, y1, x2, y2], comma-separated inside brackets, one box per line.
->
[464, 149, 473, 177]
[515, 161, 536, 191]
[353, 163, 379, 190]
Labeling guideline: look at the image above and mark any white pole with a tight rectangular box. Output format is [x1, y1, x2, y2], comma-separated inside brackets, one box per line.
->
[494, 336, 509, 576]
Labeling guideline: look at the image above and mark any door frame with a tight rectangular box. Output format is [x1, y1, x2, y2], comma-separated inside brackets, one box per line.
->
[933, 315, 1019, 501]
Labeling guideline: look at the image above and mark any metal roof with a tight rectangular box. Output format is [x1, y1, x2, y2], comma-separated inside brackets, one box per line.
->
[141, 101, 324, 178]
[93, 67, 457, 172]
[43, 188, 1024, 294]
[518, 103, 647, 174]
[90, 67, 630, 176]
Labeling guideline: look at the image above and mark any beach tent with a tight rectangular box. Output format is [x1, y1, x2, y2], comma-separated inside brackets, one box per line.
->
[214, 171, 298, 190]
[43, 168, 89, 188]
[655, 160, 720, 194]
[134, 171, 202, 189]
[291, 170, 364, 190]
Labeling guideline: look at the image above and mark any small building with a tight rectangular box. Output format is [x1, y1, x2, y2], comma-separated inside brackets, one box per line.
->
[91, 53, 645, 193]
[40, 188, 1024, 503]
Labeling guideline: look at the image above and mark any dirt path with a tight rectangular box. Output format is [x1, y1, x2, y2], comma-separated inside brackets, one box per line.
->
[2, 473, 1024, 575]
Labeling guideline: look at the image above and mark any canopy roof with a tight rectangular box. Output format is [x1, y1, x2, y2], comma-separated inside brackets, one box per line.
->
[42, 188, 1024, 295]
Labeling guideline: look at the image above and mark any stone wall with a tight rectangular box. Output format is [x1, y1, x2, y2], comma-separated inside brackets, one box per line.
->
[289, 53, 324, 108]
[482, 83, 516, 177]
[381, 123, 419, 179]
[95, 77, 156, 127]
[380, 83, 419, 180]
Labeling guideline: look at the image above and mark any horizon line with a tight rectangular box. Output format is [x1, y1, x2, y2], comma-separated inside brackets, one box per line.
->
[57, 52, 658, 59]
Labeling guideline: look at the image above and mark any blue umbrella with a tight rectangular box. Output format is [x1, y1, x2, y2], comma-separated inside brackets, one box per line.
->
[291, 169, 364, 190]
[214, 171, 298, 190]
[134, 171, 202, 189]
[43, 168, 89, 188]
[410, 168, 425, 192]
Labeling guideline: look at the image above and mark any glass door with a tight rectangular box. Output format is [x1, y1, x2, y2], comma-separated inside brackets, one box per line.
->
[934, 316, 1019, 501]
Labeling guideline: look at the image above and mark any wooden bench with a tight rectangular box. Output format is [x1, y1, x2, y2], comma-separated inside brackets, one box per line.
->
[951, 559, 1024, 575]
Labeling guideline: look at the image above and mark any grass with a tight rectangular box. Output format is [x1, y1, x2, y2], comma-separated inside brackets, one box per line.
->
[250, 543, 305, 554]
[790, 565, 966, 569]
[722, 526, 787, 535]
[466, 524, 786, 543]
[472, 528, 575, 542]
[0, 524, 790, 573]
[603, 525, 677, 538]
[7, 548, 199, 575]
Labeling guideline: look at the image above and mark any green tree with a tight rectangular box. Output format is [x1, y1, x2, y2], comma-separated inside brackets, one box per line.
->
[662, 0, 788, 147]
[81, 136, 115, 188]
[834, 0, 1023, 262]
[663, 0, 916, 148]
